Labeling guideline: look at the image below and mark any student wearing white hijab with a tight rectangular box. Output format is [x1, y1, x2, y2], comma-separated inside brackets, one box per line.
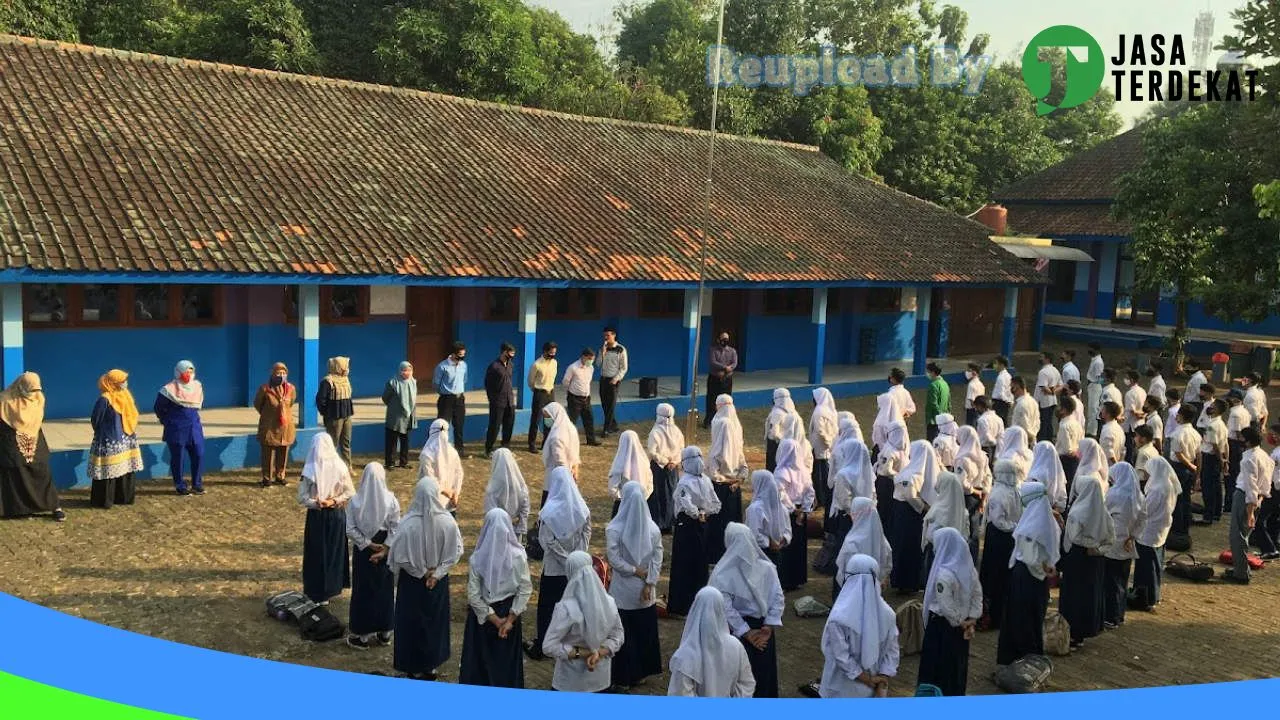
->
[829, 441, 875, 556]
[954, 426, 992, 556]
[835, 411, 864, 453]
[606, 481, 664, 688]
[527, 466, 592, 661]
[888, 440, 939, 593]
[1073, 438, 1109, 499]
[709, 523, 785, 698]
[543, 551, 625, 693]
[996, 426, 1033, 479]
[646, 402, 684, 533]
[669, 447, 722, 615]
[541, 401, 582, 481]
[917, 526, 982, 696]
[345, 462, 400, 649]
[383, 476, 464, 681]
[1059, 474, 1115, 649]
[932, 414, 960, 470]
[871, 391, 903, 450]
[1028, 440, 1069, 514]
[815, 554, 899, 698]
[773, 437, 814, 591]
[483, 448, 531, 539]
[834, 496, 893, 603]
[810, 387, 840, 519]
[707, 394, 748, 561]
[979, 460, 1021, 632]
[1131, 456, 1180, 610]
[996, 481, 1061, 666]
[1103, 462, 1144, 629]
[745, 470, 791, 563]
[923, 471, 969, 563]
[460, 507, 532, 688]
[873, 408, 910, 528]
[607, 429, 653, 517]
[297, 432, 356, 605]
[764, 388, 797, 471]
[668, 586, 756, 697]
[418, 419, 464, 513]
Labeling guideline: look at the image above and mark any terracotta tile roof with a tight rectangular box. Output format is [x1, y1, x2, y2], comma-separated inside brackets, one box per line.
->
[993, 129, 1143, 203]
[1003, 203, 1130, 238]
[0, 35, 1037, 285]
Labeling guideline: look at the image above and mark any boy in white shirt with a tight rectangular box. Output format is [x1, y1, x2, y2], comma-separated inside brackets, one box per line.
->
[1098, 368, 1123, 437]
[1241, 372, 1268, 432]
[1133, 425, 1159, 486]
[1145, 363, 1167, 407]
[1252, 423, 1280, 560]
[1098, 401, 1126, 466]
[991, 356, 1013, 425]
[1162, 389, 1181, 458]
[1085, 343, 1105, 437]
[1199, 399, 1229, 525]
[1195, 383, 1217, 431]
[1226, 390, 1252, 511]
[1183, 359, 1207, 410]
[1055, 396, 1084, 483]
[1010, 376, 1040, 445]
[1142, 395, 1164, 455]
[1034, 352, 1062, 443]
[1168, 405, 1202, 539]
[963, 362, 985, 428]
[1059, 349, 1080, 386]
[1121, 369, 1147, 464]
[974, 396, 1003, 467]
[1223, 428, 1274, 584]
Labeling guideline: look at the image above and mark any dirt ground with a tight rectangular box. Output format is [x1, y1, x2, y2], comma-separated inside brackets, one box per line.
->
[3, 372, 1280, 697]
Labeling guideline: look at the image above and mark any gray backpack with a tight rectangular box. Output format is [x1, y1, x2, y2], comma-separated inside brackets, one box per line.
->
[994, 655, 1053, 694]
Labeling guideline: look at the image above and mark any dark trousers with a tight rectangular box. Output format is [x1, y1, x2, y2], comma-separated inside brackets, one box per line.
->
[965, 408, 977, 428]
[384, 429, 409, 468]
[926, 424, 939, 442]
[1172, 462, 1195, 535]
[1038, 407, 1056, 443]
[566, 393, 596, 443]
[167, 440, 204, 492]
[993, 399, 1011, 426]
[436, 394, 467, 453]
[527, 389, 553, 451]
[486, 403, 514, 454]
[1060, 454, 1080, 496]
[1251, 494, 1280, 555]
[1201, 453, 1223, 522]
[600, 378, 619, 433]
[1124, 432, 1136, 466]
[704, 374, 732, 428]
[1227, 440, 1245, 512]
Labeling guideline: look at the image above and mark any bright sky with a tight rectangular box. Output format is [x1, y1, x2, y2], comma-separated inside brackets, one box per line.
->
[528, 0, 1251, 127]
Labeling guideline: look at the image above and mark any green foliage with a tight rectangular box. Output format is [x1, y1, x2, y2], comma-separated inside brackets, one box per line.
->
[0, 0, 82, 42]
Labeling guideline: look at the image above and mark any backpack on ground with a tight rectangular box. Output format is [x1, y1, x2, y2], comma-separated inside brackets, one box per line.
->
[297, 604, 346, 642]
[1042, 613, 1071, 656]
[1165, 553, 1214, 582]
[1164, 531, 1192, 552]
[895, 599, 924, 656]
[266, 590, 317, 623]
[993, 655, 1053, 694]
[811, 532, 840, 576]
[525, 520, 545, 561]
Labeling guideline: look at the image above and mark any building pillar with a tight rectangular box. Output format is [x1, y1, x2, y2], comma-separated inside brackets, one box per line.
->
[297, 284, 320, 430]
[1033, 287, 1047, 351]
[681, 289, 700, 396]
[517, 287, 537, 410]
[1, 285, 22, 387]
[935, 289, 950, 358]
[913, 286, 932, 376]
[1001, 287, 1019, 360]
[810, 288, 828, 385]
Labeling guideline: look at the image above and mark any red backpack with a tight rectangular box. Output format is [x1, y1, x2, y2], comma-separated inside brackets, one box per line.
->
[592, 554, 611, 589]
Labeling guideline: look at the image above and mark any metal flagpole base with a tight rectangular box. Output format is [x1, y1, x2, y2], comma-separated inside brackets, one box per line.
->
[684, 409, 701, 442]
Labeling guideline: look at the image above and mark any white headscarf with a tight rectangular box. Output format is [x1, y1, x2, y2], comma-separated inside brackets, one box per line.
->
[997, 426, 1033, 467]
[1063, 474, 1115, 552]
[709, 523, 774, 619]
[766, 388, 795, 442]
[922, 526, 977, 622]
[936, 413, 959, 438]
[1011, 481, 1061, 569]
[542, 402, 581, 470]
[986, 460, 1022, 533]
[933, 413, 960, 467]
[484, 448, 529, 524]
[302, 432, 348, 501]
[608, 481, 659, 568]
[649, 403, 685, 463]
[710, 395, 747, 479]
[562, 551, 617, 650]
[780, 410, 807, 443]
[837, 497, 892, 583]
[811, 387, 838, 440]
[1106, 462, 1144, 555]
[609, 430, 653, 498]
[871, 392, 904, 447]
[1028, 441, 1067, 509]
[1074, 439, 1109, 497]
[386, 477, 462, 579]
[826, 554, 895, 682]
[836, 411, 864, 447]
[773, 437, 810, 505]
[540, 466, 590, 541]
[954, 426, 992, 492]
[748, 471, 791, 546]
[923, 471, 969, 548]
[470, 507, 524, 597]
[349, 462, 399, 538]
[419, 418, 462, 482]
[832, 441, 875, 512]
[678, 446, 719, 510]
[670, 586, 741, 697]
[895, 440, 941, 505]
[1139, 456, 1180, 547]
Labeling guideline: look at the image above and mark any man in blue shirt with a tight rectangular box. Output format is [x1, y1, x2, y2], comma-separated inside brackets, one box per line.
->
[433, 341, 469, 456]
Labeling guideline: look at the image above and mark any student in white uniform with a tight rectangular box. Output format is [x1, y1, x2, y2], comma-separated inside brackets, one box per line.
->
[835, 496, 894, 601]
[1099, 369, 1123, 432]
[1098, 401, 1126, 467]
[1163, 389, 1182, 459]
[871, 390, 904, 451]
[1085, 343, 1105, 437]
[484, 448, 531, 541]
[1133, 426, 1160, 486]
[646, 402, 684, 533]
[1145, 363, 1167, 410]
[995, 481, 1060, 666]
[606, 481, 664, 689]
[385, 476, 464, 681]
[345, 462, 400, 650]
[873, 400, 910, 528]
[963, 363, 986, 427]
[1183, 359, 1207, 409]
[1223, 428, 1274, 585]
[1121, 370, 1148, 464]
[1055, 396, 1085, 488]
[1131, 456, 1179, 610]
[996, 426, 1034, 481]
[1102, 462, 1143, 629]
[1200, 399, 1229, 524]
[1066, 380, 1087, 430]
[1254, 423, 1280, 561]
[709, 523, 786, 698]
[667, 586, 756, 698]
[540, 401, 582, 482]
[1142, 395, 1165, 456]
[460, 507, 533, 688]
[979, 460, 1022, 632]
[923, 470, 970, 567]
[810, 387, 840, 520]
[1060, 350, 1081, 386]
[916, 527, 982, 696]
[1168, 405, 1202, 539]
[974, 396, 1005, 466]
[1009, 377, 1041, 444]
[419, 419, 464, 514]
[953, 425, 991, 558]
[890, 441, 941, 594]
[543, 551, 625, 693]
[817, 554, 899, 698]
[1028, 441, 1069, 515]
[745, 470, 791, 563]
[708, 394, 748, 560]
[668, 446, 722, 615]
[1226, 390, 1252, 506]
[607, 429, 653, 519]
[526, 466, 592, 661]
[829, 441, 876, 568]
[1059, 474, 1115, 649]
[991, 355, 1014, 424]
[764, 388, 797, 472]
[932, 413, 960, 470]
[1034, 352, 1063, 443]
[832, 411, 865, 475]
[773, 437, 814, 591]
[1242, 372, 1269, 431]
[298, 433, 356, 605]
[887, 367, 916, 419]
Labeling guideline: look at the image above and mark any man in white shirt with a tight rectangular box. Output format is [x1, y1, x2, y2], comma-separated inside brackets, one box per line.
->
[1168, 405, 1202, 539]
[963, 362, 985, 427]
[1121, 369, 1148, 464]
[1195, 383, 1217, 431]
[1224, 428, 1273, 584]
[1226, 390, 1252, 501]
[1059, 349, 1081, 386]
[1085, 343, 1105, 437]
[1034, 352, 1062, 443]
[1010, 376, 1040, 445]
[1099, 368, 1122, 437]
[1145, 363, 1167, 407]
[1183, 359, 1207, 409]
[1098, 401, 1126, 467]
[1133, 425, 1159, 485]
[1253, 423, 1280, 560]
[561, 347, 601, 447]
[1163, 389, 1181, 459]
[991, 355, 1014, 425]
[1241, 372, 1268, 432]
[974, 396, 1004, 466]
[1055, 397, 1084, 483]
[1199, 399, 1230, 525]
[888, 367, 915, 419]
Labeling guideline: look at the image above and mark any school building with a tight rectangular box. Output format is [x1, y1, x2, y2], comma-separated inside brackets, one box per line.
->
[0, 35, 1046, 486]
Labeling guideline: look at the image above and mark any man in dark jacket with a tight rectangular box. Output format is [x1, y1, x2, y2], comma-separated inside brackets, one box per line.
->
[484, 342, 517, 457]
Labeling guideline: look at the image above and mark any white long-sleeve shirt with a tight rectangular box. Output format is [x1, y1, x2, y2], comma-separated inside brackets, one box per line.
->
[561, 360, 595, 398]
[345, 506, 400, 551]
[538, 521, 592, 577]
[466, 556, 533, 623]
[819, 618, 900, 698]
[296, 474, 355, 510]
[1086, 356, 1105, 386]
[1236, 447, 1275, 507]
[605, 524, 663, 611]
[1011, 394, 1040, 440]
[1099, 421, 1125, 464]
[1055, 415, 1084, 456]
[543, 600, 625, 693]
[1123, 385, 1148, 431]
[668, 647, 756, 697]
[992, 370, 1013, 403]
[1184, 371, 1207, 404]
[890, 384, 916, 416]
[925, 569, 983, 627]
[719, 570, 785, 637]
[1245, 386, 1268, 425]
[811, 411, 839, 460]
[674, 482, 723, 519]
[1014, 535, 1054, 581]
[1148, 375, 1167, 406]
[965, 377, 985, 410]
[976, 410, 1005, 448]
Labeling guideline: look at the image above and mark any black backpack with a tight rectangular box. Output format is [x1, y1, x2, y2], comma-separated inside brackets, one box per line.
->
[266, 591, 316, 623]
[297, 604, 346, 642]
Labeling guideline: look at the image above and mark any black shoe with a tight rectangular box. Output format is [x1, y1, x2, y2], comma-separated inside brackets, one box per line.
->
[799, 682, 822, 698]
[376, 631, 393, 645]
[52, 508, 66, 522]
[1261, 552, 1280, 561]
[1220, 570, 1250, 585]
[587, 440, 602, 447]
[272, 478, 287, 486]
[522, 640, 545, 661]
[1103, 621, 1118, 630]
[527, 448, 538, 455]
[176, 488, 191, 496]
[260, 480, 272, 489]
[346, 635, 373, 651]
[191, 486, 206, 496]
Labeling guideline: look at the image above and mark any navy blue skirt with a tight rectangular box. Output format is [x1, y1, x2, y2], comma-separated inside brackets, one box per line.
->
[778, 513, 808, 591]
[612, 605, 662, 687]
[393, 572, 451, 675]
[534, 572, 569, 645]
[813, 458, 831, 514]
[706, 483, 743, 564]
[996, 562, 1048, 665]
[349, 530, 394, 635]
[918, 613, 969, 696]
[302, 508, 350, 604]
[668, 515, 709, 615]
[978, 526, 1015, 629]
[741, 615, 779, 698]
[651, 462, 678, 532]
[1059, 545, 1104, 642]
[459, 595, 523, 688]
[889, 500, 925, 592]
[1130, 543, 1163, 609]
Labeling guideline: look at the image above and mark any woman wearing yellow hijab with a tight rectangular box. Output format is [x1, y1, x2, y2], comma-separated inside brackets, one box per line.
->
[0, 372, 64, 521]
[89, 369, 144, 509]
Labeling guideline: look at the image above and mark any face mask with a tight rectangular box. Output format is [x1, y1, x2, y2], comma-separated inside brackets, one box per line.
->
[1124, 379, 1133, 387]
[120, 381, 128, 390]
[965, 371, 975, 380]
[543, 416, 552, 429]
[179, 371, 194, 384]
[719, 339, 729, 346]
[270, 375, 285, 387]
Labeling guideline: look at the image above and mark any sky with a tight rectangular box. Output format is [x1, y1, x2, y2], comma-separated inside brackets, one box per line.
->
[528, 0, 1252, 127]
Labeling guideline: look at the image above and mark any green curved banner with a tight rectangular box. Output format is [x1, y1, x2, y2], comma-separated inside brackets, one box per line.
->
[0, 672, 189, 719]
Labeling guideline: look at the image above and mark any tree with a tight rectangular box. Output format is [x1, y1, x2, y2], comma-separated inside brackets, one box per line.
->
[0, 0, 82, 42]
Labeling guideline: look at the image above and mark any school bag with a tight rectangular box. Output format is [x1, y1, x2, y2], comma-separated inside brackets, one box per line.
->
[811, 532, 840, 576]
[1164, 553, 1214, 582]
[1164, 530, 1192, 553]
[805, 514, 824, 540]
[895, 599, 924, 656]
[525, 520, 544, 561]
[792, 595, 831, 618]
[993, 655, 1053, 694]
[266, 590, 316, 623]
[1217, 550, 1265, 570]
[592, 554, 611, 590]
[1042, 613, 1071, 656]
[297, 604, 346, 642]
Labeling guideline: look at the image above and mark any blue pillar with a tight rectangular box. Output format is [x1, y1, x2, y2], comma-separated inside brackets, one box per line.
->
[1033, 287, 1046, 351]
[1001, 287, 1019, 360]
[913, 286, 932, 376]
[681, 289, 700, 396]
[517, 287, 537, 410]
[1, 285, 23, 387]
[297, 284, 320, 430]
[935, 289, 950, 358]
[809, 288, 828, 385]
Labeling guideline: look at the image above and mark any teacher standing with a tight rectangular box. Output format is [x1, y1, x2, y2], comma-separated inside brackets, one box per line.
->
[704, 332, 738, 429]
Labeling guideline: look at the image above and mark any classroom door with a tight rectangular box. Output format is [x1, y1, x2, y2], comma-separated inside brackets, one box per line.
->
[406, 287, 455, 382]
[711, 290, 749, 372]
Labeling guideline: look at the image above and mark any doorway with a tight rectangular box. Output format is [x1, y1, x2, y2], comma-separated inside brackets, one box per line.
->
[711, 290, 749, 372]
[406, 287, 455, 382]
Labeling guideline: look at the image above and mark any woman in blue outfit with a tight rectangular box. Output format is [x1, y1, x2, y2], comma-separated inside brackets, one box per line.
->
[88, 369, 144, 508]
[153, 360, 206, 496]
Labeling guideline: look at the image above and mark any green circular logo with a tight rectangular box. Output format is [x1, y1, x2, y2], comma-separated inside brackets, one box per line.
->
[1021, 25, 1105, 116]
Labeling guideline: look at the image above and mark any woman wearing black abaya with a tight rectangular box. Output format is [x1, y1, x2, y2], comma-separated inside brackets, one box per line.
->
[0, 373, 63, 522]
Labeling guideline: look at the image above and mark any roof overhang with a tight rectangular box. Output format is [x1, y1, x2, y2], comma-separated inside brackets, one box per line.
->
[991, 236, 1095, 262]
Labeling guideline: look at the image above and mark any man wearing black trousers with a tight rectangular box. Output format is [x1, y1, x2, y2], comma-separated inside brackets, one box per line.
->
[526, 342, 558, 453]
[484, 343, 517, 457]
[704, 331, 738, 428]
[596, 327, 628, 437]
[563, 347, 601, 446]
[433, 341, 469, 457]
